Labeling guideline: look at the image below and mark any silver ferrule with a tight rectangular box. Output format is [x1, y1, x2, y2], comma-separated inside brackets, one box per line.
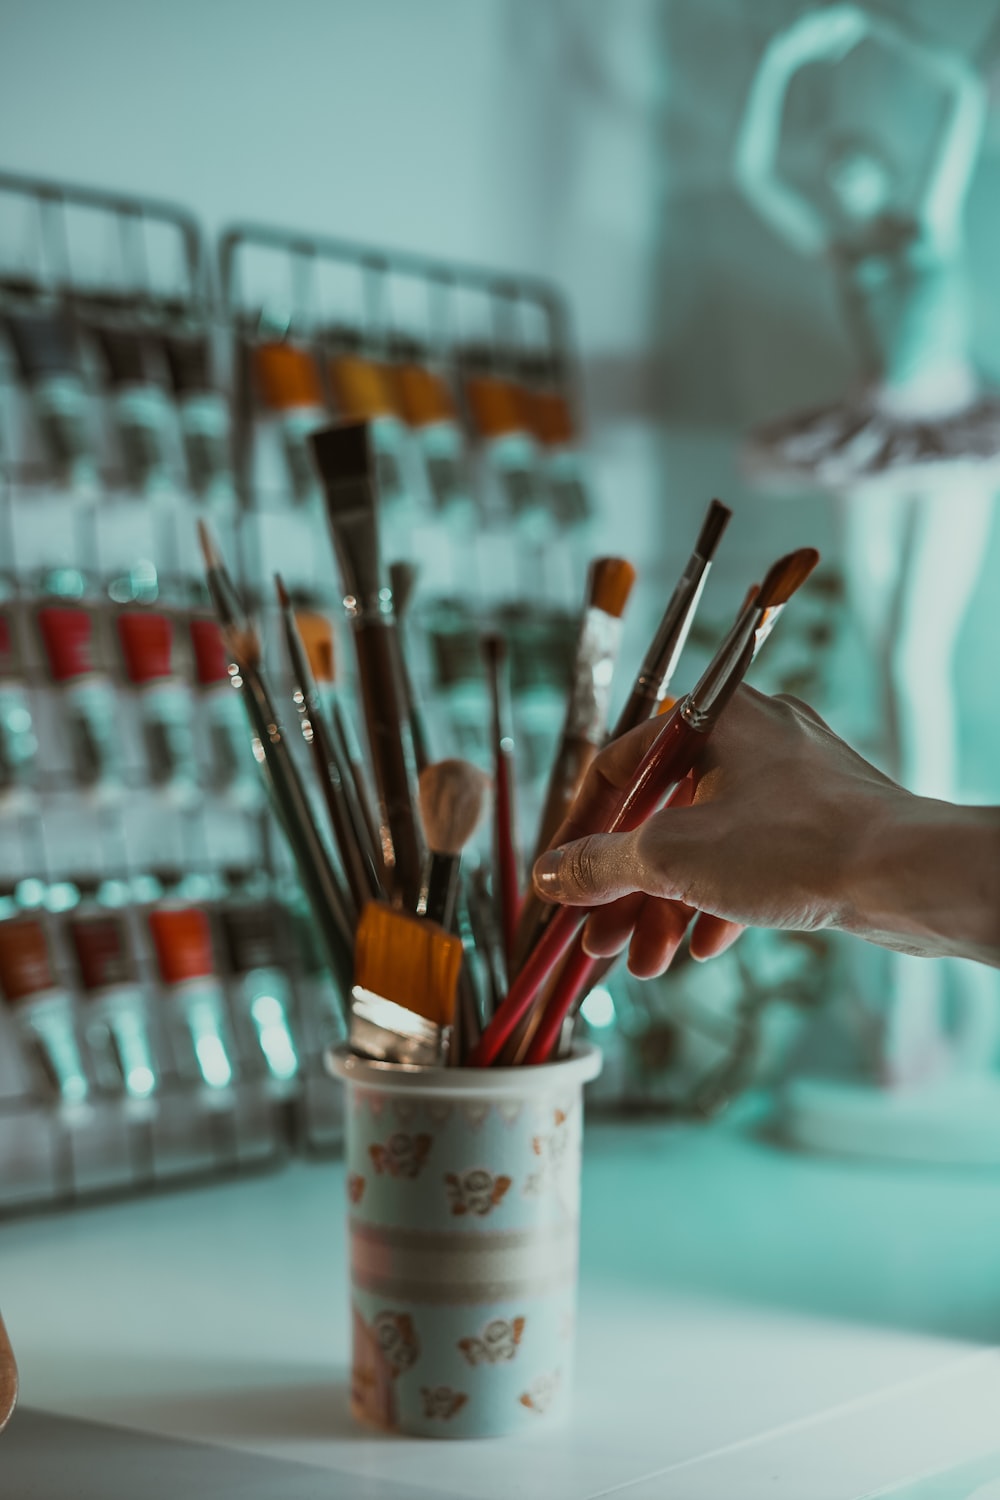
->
[565, 607, 623, 742]
[349, 985, 446, 1067]
[639, 557, 711, 699]
[681, 604, 763, 731]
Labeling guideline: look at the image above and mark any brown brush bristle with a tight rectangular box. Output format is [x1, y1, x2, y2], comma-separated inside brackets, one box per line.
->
[418, 759, 488, 856]
[695, 499, 732, 560]
[756, 548, 820, 609]
[355, 902, 463, 1028]
[274, 573, 291, 611]
[389, 561, 418, 619]
[310, 421, 375, 495]
[222, 623, 261, 672]
[588, 557, 637, 619]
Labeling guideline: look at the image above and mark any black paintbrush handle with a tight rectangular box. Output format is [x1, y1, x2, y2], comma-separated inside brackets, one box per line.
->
[423, 852, 459, 931]
[353, 621, 424, 909]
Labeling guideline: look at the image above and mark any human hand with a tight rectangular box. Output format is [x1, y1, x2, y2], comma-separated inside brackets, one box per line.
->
[531, 687, 909, 977]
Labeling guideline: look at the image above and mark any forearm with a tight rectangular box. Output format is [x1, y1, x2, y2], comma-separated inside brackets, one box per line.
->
[840, 797, 1000, 967]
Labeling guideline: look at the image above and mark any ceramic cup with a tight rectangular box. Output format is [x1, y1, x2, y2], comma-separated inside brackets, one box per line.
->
[328, 1043, 602, 1438]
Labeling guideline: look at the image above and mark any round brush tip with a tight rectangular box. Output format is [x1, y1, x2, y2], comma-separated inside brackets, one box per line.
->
[588, 557, 637, 619]
[757, 547, 820, 609]
[418, 758, 489, 856]
[197, 518, 221, 571]
[696, 499, 732, 559]
[274, 573, 291, 610]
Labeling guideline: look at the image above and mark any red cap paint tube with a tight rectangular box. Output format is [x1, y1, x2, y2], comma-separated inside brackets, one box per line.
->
[117, 611, 198, 802]
[0, 610, 38, 800]
[36, 606, 121, 793]
[0, 915, 90, 1107]
[391, 338, 472, 524]
[3, 300, 97, 492]
[91, 320, 173, 493]
[148, 905, 236, 1095]
[253, 340, 328, 503]
[162, 329, 235, 509]
[68, 909, 158, 1106]
[517, 352, 591, 531]
[188, 618, 261, 807]
[461, 346, 547, 538]
[219, 899, 299, 1088]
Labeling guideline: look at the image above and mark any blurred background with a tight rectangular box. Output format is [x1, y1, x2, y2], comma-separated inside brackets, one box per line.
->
[0, 0, 999, 1216]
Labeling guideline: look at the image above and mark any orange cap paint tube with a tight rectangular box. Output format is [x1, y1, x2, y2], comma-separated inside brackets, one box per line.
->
[253, 340, 328, 502]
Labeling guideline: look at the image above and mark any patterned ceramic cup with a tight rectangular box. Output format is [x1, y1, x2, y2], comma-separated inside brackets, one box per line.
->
[328, 1043, 602, 1438]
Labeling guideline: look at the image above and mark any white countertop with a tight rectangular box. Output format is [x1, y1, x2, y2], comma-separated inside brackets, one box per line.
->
[2, 1111, 1000, 1498]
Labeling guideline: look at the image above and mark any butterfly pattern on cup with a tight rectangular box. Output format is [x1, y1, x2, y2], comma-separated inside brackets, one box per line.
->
[373, 1311, 420, 1376]
[458, 1316, 525, 1366]
[347, 1173, 366, 1204]
[523, 1108, 570, 1197]
[519, 1370, 561, 1414]
[444, 1168, 512, 1216]
[420, 1386, 468, 1420]
[351, 1304, 397, 1429]
[369, 1131, 433, 1179]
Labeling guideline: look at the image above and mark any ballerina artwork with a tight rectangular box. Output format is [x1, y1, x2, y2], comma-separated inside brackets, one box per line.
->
[734, 5, 1000, 1100]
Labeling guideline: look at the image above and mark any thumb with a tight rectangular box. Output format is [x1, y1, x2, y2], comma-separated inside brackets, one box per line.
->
[533, 831, 641, 907]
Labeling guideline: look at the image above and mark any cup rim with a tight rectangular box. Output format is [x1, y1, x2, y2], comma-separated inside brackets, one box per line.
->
[325, 1041, 602, 1097]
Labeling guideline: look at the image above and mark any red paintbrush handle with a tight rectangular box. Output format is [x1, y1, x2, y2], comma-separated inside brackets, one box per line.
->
[470, 706, 700, 1068]
[524, 938, 596, 1064]
[495, 747, 520, 963]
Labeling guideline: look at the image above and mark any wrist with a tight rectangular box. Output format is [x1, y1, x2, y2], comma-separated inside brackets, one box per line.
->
[837, 793, 1000, 966]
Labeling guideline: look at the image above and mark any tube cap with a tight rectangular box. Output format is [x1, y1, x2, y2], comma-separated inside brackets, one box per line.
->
[253, 342, 325, 413]
[0, 918, 56, 1004]
[162, 330, 212, 395]
[189, 618, 230, 686]
[148, 906, 215, 985]
[92, 323, 154, 387]
[5, 305, 80, 380]
[37, 606, 97, 682]
[117, 611, 173, 685]
[70, 912, 135, 992]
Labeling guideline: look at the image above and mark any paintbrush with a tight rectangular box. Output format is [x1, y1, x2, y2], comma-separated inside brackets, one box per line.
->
[276, 575, 383, 917]
[417, 757, 489, 1064]
[507, 499, 731, 1059]
[612, 499, 732, 738]
[294, 605, 384, 879]
[481, 632, 520, 965]
[389, 559, 432, 773]
[469, 546, 820, 1066]
[311, 422, 425, 909]
[350, 900, 464, 1066]
[197, 525, 355, 1010]
[511, 558, 636, 976]
[417, 759, 488, 929]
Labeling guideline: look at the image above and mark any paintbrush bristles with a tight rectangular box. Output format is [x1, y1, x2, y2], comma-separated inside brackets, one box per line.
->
[196, 518, 222, 572]
[221, 623, 261, 672]
[756, 547, 820, 609]
[695, 499, 732, 559]
[355, 902, 464, 1029]
[389, 561, 418, 619]
[419, 759, 488, 856]
[310, 421, 374, 494]
[588, 557, 637, 619]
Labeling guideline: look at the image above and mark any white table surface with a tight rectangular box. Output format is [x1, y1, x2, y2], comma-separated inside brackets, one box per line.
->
[2, 1112, 1000, 1499]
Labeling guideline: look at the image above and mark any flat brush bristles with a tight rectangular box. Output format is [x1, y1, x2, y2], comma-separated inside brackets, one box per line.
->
[418, 760, 488, 856]
[355, 903, 463, 1029]
[588, 557, 637, 619]
[695, 499, 732, 559]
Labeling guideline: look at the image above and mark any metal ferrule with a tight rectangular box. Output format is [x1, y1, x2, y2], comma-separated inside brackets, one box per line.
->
[565, 608, 623, 743]
[350, 985, 446, 1067]
[638, 557, 711, 700]
[681, 602, 765, 732]
[325, 480, 394, 625]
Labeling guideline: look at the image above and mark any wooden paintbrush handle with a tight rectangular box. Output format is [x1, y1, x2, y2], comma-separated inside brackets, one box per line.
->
[0, 1310, 17, 1432]
[353, 622, 424, 910]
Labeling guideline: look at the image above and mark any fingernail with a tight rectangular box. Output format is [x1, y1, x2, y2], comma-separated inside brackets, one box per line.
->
[533, 849, 564, 898]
